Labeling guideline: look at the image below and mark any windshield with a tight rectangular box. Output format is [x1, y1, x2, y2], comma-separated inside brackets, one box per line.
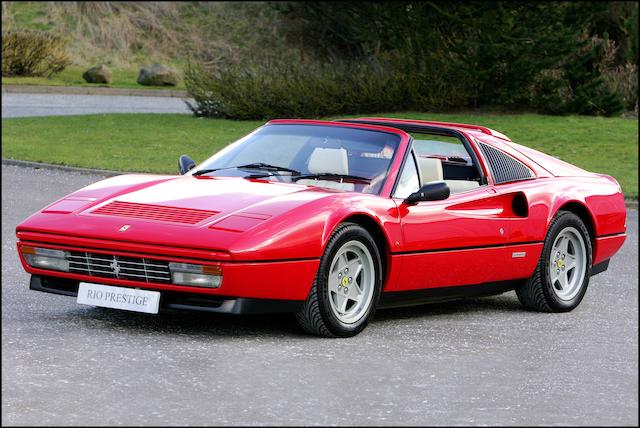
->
[193, 124, 401, 195]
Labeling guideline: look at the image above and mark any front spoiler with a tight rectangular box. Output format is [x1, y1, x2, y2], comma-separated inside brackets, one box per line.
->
[30, 275, 303, 315]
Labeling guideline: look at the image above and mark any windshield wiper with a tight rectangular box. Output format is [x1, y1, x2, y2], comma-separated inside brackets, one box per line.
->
[191, 168, 219, 176]
[192, 163, 300, 177]
[236, 163, 301, 175]
[293, 173, 371, 184]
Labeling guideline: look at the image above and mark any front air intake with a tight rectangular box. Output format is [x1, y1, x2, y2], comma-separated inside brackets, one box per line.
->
[68, 251, 172, 283]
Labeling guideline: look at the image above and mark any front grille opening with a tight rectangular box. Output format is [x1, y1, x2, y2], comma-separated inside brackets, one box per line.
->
[160, 291, 226, 309]
[68, 251, 172, 284]
[41, 276, 79, 293]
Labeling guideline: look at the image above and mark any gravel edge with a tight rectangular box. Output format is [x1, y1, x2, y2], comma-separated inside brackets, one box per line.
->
[2, 158, 132, 177]
[1, 84, 188, 98]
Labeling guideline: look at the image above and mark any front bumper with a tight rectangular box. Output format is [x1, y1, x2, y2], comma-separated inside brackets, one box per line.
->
[30, 275, 305, 314]
[17, 235, 319, 303]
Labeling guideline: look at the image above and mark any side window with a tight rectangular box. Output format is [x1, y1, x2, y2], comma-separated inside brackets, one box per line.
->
[411, 133, 470, 160]
[410, 132, 483, 195]
[393, 152, 420, 199]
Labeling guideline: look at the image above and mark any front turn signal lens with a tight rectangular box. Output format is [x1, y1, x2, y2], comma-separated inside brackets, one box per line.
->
[168, 262, 222, 288]
[22, 246, 70, 272]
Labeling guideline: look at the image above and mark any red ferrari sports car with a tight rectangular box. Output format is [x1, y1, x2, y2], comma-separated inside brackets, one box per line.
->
[16, 118, 626, 337]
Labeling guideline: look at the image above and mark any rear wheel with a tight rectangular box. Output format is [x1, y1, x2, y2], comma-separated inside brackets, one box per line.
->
[516, 211, 592, 312]
[296, 223, 382, 337]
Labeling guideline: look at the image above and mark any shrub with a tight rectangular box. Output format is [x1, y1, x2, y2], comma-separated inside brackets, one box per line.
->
[531, 36, 625, 117]
[185, 55, 470, 120]
[602, 63, 638, 112]
[593, 39, 638, 112]
[186, 60, 348, 119]
[531, 69, 574, 115]
[1, 29, 71, 77]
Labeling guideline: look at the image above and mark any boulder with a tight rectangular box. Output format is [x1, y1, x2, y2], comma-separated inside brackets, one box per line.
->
[82, 64, 112, 84]
[137, 63, 179, 86]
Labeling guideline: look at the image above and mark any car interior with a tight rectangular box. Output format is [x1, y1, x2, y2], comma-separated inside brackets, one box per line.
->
[296, 147, 356, 192]
[393, 133, 483, 199]
[294, 132, 483, 197]
[202, 124, 483, 197]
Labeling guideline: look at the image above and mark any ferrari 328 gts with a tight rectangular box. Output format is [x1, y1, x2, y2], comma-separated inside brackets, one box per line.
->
[16, 118, 627, 337]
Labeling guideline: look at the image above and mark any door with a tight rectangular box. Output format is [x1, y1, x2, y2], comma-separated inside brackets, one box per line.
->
[393, 185, 514, 291]
[389, 131, 515, 292]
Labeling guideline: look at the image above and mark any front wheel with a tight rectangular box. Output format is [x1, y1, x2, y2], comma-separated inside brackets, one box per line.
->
[516, 211, 592, 312]
[296, 223, 382, 337]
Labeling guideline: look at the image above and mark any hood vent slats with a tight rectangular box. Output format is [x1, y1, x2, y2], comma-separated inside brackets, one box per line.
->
[92, 201, 218, 224]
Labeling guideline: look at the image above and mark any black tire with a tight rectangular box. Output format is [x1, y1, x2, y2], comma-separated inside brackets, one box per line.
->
[296, 222, 382, 337]
[516, 211, 592, 312]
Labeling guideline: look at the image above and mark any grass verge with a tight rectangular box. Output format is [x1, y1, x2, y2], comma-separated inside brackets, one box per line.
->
[1, 66, 185, 90]
[2, 112, 637, 197]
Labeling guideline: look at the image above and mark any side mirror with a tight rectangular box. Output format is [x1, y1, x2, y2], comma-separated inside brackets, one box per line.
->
[178, 155, 196, 175]
[404, 181, 450, 205]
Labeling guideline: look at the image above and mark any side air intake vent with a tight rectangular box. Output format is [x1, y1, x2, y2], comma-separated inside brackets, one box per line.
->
[479, 143, 534, 184]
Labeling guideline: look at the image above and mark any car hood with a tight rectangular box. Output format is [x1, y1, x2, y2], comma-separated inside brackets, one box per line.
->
[17, 174, 351, 258]
[88, 175, 321, 217]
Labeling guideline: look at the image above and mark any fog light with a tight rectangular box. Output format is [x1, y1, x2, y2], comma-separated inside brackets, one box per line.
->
[168, 262, 222, 288]
[21, 246, 69, 272]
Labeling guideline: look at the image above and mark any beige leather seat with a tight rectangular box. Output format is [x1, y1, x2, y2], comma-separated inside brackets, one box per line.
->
[417, 156, 479, 195]
[417, 157, 444, 183]
[297, 148, 355, 192]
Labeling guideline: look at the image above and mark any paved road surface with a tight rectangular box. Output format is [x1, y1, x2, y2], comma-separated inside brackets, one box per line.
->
[1, 93, 192, 118]
[2, 164, 638, 426]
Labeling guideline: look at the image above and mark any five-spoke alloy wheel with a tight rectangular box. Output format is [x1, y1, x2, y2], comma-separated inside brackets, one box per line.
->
[296, 222, 382, 337]
[327, 240, 376, 325]
[548, 227, 587, 301]
[516, 211, 593, 312]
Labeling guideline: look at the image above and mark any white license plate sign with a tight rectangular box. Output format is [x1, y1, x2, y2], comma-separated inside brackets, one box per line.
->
[77, 282, 160, 314]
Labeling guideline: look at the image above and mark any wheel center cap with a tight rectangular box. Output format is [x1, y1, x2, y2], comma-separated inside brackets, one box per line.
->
[556, 259, 565, 269]
[342, 276, 349, 287]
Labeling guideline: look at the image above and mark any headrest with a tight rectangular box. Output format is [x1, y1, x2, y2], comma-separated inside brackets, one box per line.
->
[417, 157, 443, 183]
[308, 148, 349, 175]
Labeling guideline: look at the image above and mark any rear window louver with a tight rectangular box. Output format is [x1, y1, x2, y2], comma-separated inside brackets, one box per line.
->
[479, 143, 534, 184]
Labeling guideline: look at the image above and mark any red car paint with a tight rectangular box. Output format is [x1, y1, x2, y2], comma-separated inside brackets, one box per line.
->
[16, 118, 627, 306]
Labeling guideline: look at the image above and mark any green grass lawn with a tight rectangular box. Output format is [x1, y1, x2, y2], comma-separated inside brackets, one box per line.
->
[1, 66, 186, 90]
[2, 112, 637, 197]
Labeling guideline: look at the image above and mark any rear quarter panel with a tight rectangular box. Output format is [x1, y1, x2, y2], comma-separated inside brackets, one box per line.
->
[494, 175, 626, 244]
[474, 135, 626, 241]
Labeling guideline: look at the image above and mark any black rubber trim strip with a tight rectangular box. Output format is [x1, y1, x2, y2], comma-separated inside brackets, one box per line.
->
[379, 279, 525, 309]
[590, 259, 609, 276]
[30, 275, 304, 314]
[392, 240, 543, 255]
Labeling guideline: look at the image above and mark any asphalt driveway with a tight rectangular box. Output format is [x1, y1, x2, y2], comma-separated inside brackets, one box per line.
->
[1, 92, 192, 118]
[1, 164, 637, 426]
